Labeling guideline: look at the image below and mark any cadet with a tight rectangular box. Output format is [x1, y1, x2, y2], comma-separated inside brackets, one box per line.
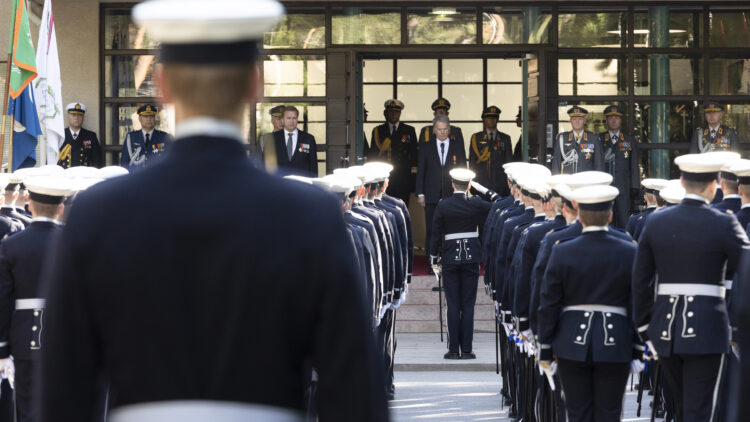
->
[38, 1, 388, 420]
[270, 105, 319, 177]
[1, 175, 32, 228]
[552, 106, 603, 175]
[538, 184, 642, 422]
[416, 115, 467, 273]
[0, 176, 73, 422]
[417, 98, 465, 146]
[632, 152, 748, 422]
[712, 160, 742, 213]
[367, 100, 419, 206]
[57, 103, 103, 169]
[627, 178, 668, 240]
[257, 105, 284, 167]
[469, 106, 514, 196]
[689, 101, 741, 153]
[430, 169, 495, 359]
[600, 105, 638, 227]
[120, 104, 172, 170]
[730, 160, 750, 231]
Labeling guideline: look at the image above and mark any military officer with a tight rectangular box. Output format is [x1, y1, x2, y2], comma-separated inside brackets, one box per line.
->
[600, 105, 638, 227]
[367, 100, 419, 206]
[712, 161, 742, 213]
[418, 98, 465, 146]
[257, 105, 284, 167]
[1, 175, 32, 228]
[689, 101, 742, 153]
[538, 184, 642, 422]
[552, 106, 603, 175]
[38, 1, 388, 420]
[57, 103, 103, 169]
[120, 104, 172, 170]
[632, 152, 748, 422]
[430, 169, 495, 359]
[469, 106, 514, 197]
[730, 160, 750, 232]
[626, 178, 668, 240]
[0, 176, 73, 422]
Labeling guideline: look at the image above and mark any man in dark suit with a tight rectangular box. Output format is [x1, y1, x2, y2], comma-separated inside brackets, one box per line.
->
[271, 105, 318, 177]
[0, 176, 72, 422]
[37, 2, 388, 421]
[367, 100, 418, 206]
[469, 106, 513, 197]
[120, 104, 173, 170]
[416, 115, 467, 269]
[600, 105, 639, 227]
[57, 102, 103, 169]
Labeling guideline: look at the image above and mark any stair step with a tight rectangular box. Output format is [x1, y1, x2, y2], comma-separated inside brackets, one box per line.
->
[396, 320, 497, 333]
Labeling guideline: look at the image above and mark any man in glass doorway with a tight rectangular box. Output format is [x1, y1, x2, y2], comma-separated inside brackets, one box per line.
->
[551, 106, 603, 175]
[418, 97, 465, 147]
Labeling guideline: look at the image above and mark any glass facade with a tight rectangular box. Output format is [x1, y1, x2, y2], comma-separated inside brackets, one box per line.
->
[100, 4, 750, 177]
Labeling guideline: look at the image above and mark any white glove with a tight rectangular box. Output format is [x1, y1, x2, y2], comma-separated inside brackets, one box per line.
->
[0, 358, 14, 389]
[521, 329, 533, 343]
[630, 359, 644, 374]
[470, 181, 489, 195]
[645, 340, 658, 360]
[539, 360, 557, 391]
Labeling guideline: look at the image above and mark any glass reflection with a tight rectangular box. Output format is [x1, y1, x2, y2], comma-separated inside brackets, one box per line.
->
[407, 8, 477, 44]
[396, 85, 438, 121]
[710, 11, 750, 47]
[709, 58, 750, 95]
[634, 56, 702, 95]
[559, 58, 627, 96]
[332, 8, 401, 44]
[104, 8, 159, 49]
[104, 55, 158, 98]
[633, 11, 701, 47]
[263, 55, 326, 97]
[264, 11, 325, 49]
[483, 9, 551, 44]
[558, 12, 626, 48]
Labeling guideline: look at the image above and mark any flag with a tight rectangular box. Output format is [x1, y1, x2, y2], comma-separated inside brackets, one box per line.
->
[33, 0, 64, 164]
[8, 0, 37, 100]
[7, 87, 41, 170]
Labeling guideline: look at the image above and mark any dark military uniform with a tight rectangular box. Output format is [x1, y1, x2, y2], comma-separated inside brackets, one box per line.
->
[255, 105, 284, 168]
[600, 106, 639, 227]
[0, 219, 63, 422]
[689, 102, 741, 153]
[552, 107, 603, 175]
[367, 101, 418, 206]
[418, 98, 464, 147]
[469, 106, 513, 197]
[57, 128, 103, 169]
[431, 191, 492, 356]
[120, 105, 172, 170]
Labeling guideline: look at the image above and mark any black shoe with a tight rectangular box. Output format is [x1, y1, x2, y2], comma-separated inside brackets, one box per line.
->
[460, 352, 476, 360]
[444, 352, 460, 359]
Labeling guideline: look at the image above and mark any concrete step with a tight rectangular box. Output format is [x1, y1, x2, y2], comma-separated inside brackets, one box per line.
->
[404, 289, 494, 306]
[396, 319, 496, 333]
[409, 275, 487, 290]
[396, 303, 494, 321]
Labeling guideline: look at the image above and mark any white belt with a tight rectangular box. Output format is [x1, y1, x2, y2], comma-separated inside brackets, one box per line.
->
[563, 305, 627, 317]
[445, 232, 478, 241]
[723, 280, 733, 290]
[657, 283, 725, 298]
[15, 298, 45, 310]
[109, 401, 304, 422]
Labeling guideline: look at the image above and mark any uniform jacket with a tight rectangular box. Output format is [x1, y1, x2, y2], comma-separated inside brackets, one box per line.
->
[468, 130, 513, 196]
[626, 206, 656, 237]
[371, 199, 406, 296]
[712, 194, 741, 214]
[737, 205, 750, 234]
[353, 203, 395, 304]
[368, 123, 418, 195]
[0, 207, 30, 228]
[0, 221, 62, 360]
[551, 130, 603, 175]
[494, 208, 535, 305]
[39, 134, 387, 421]
[599, 131, 638, 195]
[430, 192, 491, 264]
[382, 194, 413, 282]
[57, 128, 102, 169]
[483, 200, 524, 294]
[344, 211, 384, 320]
[689, 124, 741, 153]
[347, 224, 378, 328]
[633, 196, 748, 356]
[415, 135, 467, 204]
[538, 229, 639, 363]
[120, 129, 172, 170]
[272, 129, 318, 177]
[503, 214, 546, 309]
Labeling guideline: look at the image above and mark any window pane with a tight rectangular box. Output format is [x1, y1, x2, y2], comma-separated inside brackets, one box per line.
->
[487, 59, 522, 82]
[710, 11, 750, 47]
[558, 12, 626, 48]
[638, 148, 685, 180]
[363, 85, 393, 120]
[363, 59, 393, 83]
[104, 55, 158, 98]
[634, 56, 702, 95]
[709, 58, 750, 95]
[633, 101, 697, 145]
[397, 85, 438, 121]
[487, 84, 523, 121]
[633, 11, 702, 48]
[263, 55, 326, 97]
[442, 85, 483, 121]
[397, 59, 437, 83]
[726, 104, 750, 144]
[103, 103, 174, 146]
[104, 8, 159, 50]
[263, 10, 325, 49]
[443, 59, 482, 82]
[407, 8, 477, 45]
[558, 57, 627, 96]
[332, 8, 401, 45]
[482, 9, 551, 44]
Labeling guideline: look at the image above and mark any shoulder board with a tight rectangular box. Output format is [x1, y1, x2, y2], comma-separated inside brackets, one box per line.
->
[726, 209, 734, 215]
[554, 236, 577, 245]
[632, 239, 638, 245]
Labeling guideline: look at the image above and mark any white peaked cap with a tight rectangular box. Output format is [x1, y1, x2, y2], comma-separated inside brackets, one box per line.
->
[660, 186, 686, 204]
[283, 175, 313, 185]
[24, 176, 75, 199]
[641, 178, 669, 191]
[566, 171, 613, 189]
[99, 166, 130, 179]
[449, 168, 476, 183]
[64, 166, 102, 180]
[566, 184, 619, 205]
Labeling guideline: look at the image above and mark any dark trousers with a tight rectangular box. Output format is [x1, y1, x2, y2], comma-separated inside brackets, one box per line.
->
[0, 378, 12, 422]
[378, 309, 396, 394]
[424, 203, 437, 255]
[14, 359, 33, 422]
[442, 263, 479, 353]
[557, 358, 630, 422]
[613, 193, 630, 228]
[659, 353, 723, 422]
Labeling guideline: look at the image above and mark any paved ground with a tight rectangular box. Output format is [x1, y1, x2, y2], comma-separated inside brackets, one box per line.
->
[391, 333, 657, 421]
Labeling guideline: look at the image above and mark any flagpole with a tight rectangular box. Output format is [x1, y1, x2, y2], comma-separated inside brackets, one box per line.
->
[7, 116, 14, 173]
[0, 53, 12, 172]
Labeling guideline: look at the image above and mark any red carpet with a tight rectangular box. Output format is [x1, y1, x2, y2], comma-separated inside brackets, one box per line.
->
[412, 255, 484, 276]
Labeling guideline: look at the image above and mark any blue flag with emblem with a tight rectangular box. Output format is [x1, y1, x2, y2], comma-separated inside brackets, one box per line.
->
[6, 86, 41, 170]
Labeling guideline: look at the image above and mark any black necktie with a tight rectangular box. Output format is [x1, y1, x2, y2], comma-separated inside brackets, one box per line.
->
[145, 133, 150, 144]
[287, 133, 294, 160]
[440, 143, 446, 166]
